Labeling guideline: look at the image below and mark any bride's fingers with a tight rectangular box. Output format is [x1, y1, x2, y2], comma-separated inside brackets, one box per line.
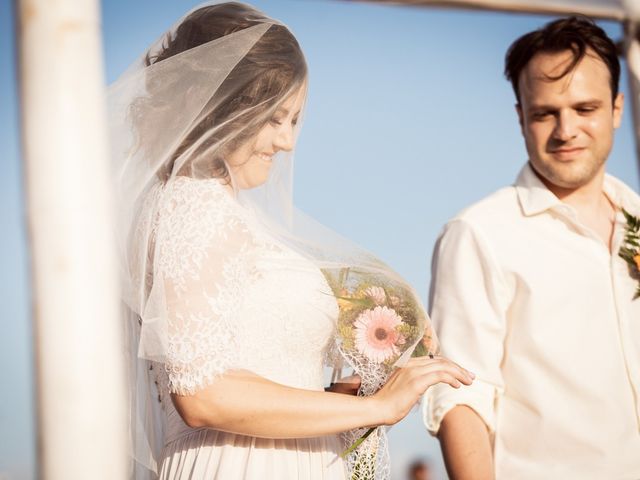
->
[406, 355, 474, 377]
[424, 360, 474, 382]
[376, 361, 475, 426]
[396, 369, 471, 397]
[403, 358, 474, 384]
[422, 370, 467, 389]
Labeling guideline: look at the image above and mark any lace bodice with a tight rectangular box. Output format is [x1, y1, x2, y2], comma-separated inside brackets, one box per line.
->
[142, 176, 338, 409]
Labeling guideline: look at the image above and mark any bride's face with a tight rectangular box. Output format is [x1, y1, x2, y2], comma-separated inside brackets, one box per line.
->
[228, 86, 305, 189]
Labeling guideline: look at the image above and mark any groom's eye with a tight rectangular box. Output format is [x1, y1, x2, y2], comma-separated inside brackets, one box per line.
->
[532, 111, 552, 121]
[576, 106, 597, 115]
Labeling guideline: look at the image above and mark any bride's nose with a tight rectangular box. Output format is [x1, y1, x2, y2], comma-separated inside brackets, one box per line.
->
[273, 123, 295, 152]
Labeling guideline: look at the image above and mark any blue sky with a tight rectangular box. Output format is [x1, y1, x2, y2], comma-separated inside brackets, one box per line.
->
[1, 1, 638, 478]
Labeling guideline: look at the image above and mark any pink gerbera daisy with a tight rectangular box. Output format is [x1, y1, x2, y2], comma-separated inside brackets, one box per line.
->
[354, 306, 404, 363]
[364, 286, 386, 305]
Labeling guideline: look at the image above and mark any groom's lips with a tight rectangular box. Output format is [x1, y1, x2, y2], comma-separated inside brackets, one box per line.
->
[549, 146, 585, 160]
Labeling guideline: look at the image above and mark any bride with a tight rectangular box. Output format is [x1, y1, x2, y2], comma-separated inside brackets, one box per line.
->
[111, 2, 474, 479]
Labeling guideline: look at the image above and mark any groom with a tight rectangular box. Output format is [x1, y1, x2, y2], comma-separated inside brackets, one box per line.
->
[423, 16, 640, 479]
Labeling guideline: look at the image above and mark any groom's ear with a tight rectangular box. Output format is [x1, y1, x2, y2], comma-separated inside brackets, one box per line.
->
[515, 103, 524, 134]
[613, 92, 624, 129]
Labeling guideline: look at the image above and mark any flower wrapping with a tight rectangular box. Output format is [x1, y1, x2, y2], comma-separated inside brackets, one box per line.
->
[323, 267, 439, 480]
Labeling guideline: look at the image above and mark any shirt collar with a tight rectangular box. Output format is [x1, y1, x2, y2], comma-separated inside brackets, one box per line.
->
[603, 173, 640, 216]
[515, 163, 561, 216]
[515, 162, 640, 217]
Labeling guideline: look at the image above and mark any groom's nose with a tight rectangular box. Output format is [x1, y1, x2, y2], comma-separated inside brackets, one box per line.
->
[552, 110, 578, 142]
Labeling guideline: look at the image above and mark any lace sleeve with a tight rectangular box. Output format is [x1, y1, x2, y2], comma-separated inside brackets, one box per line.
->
[153, 179, 256, 395]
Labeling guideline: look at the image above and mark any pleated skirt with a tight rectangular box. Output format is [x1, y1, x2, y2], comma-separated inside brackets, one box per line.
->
[158, 428, 347, 480]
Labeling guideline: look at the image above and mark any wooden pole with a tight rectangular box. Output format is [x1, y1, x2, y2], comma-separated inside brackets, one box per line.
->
[625, 19, 640, 182]
[350, 0, 625, 21]
[16, 0, 127, 478]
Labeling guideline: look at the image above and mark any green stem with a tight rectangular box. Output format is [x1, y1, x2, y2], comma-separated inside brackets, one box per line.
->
[340, 427, 376, 459]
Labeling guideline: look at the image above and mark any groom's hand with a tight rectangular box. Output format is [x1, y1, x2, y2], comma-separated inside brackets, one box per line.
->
[325, 375, 361, 395]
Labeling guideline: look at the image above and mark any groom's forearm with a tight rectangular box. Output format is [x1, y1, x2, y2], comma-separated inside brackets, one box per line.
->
[438, 405, 494, 480]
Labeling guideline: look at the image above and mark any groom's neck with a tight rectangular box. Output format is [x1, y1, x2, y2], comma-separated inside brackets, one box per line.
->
[532, 163, 607, 212]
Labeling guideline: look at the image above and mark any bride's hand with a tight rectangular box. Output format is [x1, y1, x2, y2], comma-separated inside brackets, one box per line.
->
[370, 356, 474, 426]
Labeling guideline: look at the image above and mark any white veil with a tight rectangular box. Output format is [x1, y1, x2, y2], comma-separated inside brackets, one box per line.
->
[108, 3, 438, 479]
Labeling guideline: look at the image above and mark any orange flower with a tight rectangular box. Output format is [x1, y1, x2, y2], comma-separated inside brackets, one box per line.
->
[634, 254, 640, 270]
[337, 297, 356, 313]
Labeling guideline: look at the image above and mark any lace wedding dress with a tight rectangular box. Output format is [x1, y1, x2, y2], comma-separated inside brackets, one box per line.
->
[138, 176, 346, 479]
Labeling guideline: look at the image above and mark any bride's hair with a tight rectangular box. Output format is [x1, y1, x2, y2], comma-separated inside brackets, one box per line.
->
[136, 2, 307, 182]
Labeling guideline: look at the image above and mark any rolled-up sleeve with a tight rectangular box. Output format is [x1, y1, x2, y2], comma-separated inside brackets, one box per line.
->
[422, 219, 510, 435]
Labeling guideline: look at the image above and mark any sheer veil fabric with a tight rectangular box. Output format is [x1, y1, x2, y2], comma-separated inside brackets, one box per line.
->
[109, 3, 436, 478]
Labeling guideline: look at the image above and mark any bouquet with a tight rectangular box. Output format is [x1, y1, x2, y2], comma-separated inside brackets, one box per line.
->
[323, 267, 439, 480]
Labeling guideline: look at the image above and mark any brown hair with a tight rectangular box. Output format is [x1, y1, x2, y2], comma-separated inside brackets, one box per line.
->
[139, 2, 307, 182]
[504, 16, 620, 104]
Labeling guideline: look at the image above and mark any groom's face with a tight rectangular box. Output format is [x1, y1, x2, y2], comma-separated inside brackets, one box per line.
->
[516, 49, 623, 191]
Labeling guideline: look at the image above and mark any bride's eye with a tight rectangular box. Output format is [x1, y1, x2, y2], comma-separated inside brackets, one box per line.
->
[270, 117, 283, 126]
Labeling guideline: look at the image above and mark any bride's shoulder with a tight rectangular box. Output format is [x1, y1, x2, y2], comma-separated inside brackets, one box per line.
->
[164, 175, 233, 202]
[158, 176, 249, 232]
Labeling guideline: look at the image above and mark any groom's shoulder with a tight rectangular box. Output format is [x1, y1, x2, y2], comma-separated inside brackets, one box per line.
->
[606, 173, 640, 210]
[448, 185, 521, 229]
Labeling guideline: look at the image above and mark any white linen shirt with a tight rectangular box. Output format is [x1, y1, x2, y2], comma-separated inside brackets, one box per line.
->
[423, 163, 640, 480]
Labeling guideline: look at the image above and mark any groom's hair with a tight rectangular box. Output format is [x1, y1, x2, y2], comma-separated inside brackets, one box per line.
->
[504, 16, 620, 104]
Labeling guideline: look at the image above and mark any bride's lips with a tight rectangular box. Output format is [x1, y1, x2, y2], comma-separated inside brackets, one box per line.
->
[549, 146, 585, 160]
[256, 152, 274, 163]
